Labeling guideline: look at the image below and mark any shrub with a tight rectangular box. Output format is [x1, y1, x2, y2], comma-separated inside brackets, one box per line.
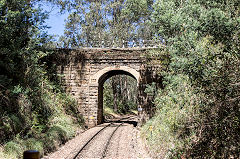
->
[142, 75, 201, 158]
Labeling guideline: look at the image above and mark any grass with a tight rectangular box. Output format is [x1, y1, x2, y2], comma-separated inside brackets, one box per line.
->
[103, 106, 138, 119]
[140, 75, 199, 158]
[128, 109, 138, 115]
[103, 106, 119, 119]
[0, 113, 83, 159]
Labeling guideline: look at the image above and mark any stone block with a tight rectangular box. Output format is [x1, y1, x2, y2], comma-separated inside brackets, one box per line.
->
[55, 48, 158, 127]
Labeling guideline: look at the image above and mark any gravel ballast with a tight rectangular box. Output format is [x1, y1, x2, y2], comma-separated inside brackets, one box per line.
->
[43, 117, 150, 159]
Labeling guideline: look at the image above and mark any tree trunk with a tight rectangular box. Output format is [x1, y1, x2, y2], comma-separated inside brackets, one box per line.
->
[112, 76, 118, 112]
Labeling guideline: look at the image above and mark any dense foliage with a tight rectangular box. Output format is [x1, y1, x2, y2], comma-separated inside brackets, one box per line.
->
[60, 0, 154, 47]
[142, 0, 240, 158]
[0, 0, 83, 158]
[103, 75, 138, 116]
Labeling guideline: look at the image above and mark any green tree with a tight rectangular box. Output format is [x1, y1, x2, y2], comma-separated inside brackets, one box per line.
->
[0, 1, 83, 158]
[103, 75, 138, 114]
[142, 0, 240, 158]
[61, 0, 154, 47]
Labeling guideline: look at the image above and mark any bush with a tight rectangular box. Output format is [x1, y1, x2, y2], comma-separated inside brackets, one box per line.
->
[0, 1, 85, 158]
[141, 75, 201, 158]
[4, 141, 23, 158]
[141, 0, 240, 158]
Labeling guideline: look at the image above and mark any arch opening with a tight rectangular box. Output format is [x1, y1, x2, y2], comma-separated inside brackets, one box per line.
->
[96, 69, 139, 125]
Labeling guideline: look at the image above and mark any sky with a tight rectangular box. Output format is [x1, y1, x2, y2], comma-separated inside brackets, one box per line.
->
[41, 3, 69, 37]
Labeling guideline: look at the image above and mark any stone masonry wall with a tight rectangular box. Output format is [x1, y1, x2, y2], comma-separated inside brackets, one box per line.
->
[49, 48, 161, 127]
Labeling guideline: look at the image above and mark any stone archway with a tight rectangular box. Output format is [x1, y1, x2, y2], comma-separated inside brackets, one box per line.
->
[51, 48, 162, 127]
[90, 66, 140, 84]
[90, 66, 140, 125]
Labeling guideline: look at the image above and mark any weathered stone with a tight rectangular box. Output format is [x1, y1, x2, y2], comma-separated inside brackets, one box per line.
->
[48, 48, 162, 127]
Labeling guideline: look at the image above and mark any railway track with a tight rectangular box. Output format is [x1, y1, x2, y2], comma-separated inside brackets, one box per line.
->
[69, 116, 135, 159]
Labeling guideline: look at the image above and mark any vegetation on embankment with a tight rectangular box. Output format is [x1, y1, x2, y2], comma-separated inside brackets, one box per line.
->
[141, 0, 240, 158]
[0, 88, 84, 158]
[0, 1, 84, 158]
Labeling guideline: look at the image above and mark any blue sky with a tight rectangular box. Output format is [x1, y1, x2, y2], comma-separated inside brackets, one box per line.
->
[41, 3, 69, 37]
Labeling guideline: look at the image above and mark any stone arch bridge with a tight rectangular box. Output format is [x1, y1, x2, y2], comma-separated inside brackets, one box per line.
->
[48, 48, 163, 127]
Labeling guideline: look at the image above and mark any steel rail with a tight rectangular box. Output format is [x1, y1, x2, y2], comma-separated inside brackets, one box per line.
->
[71, 116, 133, 159]
[71, 123, 111, 159]
[101, 122, 124, 159]
[101, 116, 136, 158]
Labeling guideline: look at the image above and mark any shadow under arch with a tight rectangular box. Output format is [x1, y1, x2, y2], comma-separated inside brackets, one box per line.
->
[91, 66, 140, 124]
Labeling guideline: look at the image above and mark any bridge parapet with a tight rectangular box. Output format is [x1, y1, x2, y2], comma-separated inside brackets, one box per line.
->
[71, 40, 164, 49]
[47, 48, 163, 127]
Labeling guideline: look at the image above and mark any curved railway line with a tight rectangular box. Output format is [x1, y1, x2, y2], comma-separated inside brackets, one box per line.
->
[69, 116, 135, 159]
